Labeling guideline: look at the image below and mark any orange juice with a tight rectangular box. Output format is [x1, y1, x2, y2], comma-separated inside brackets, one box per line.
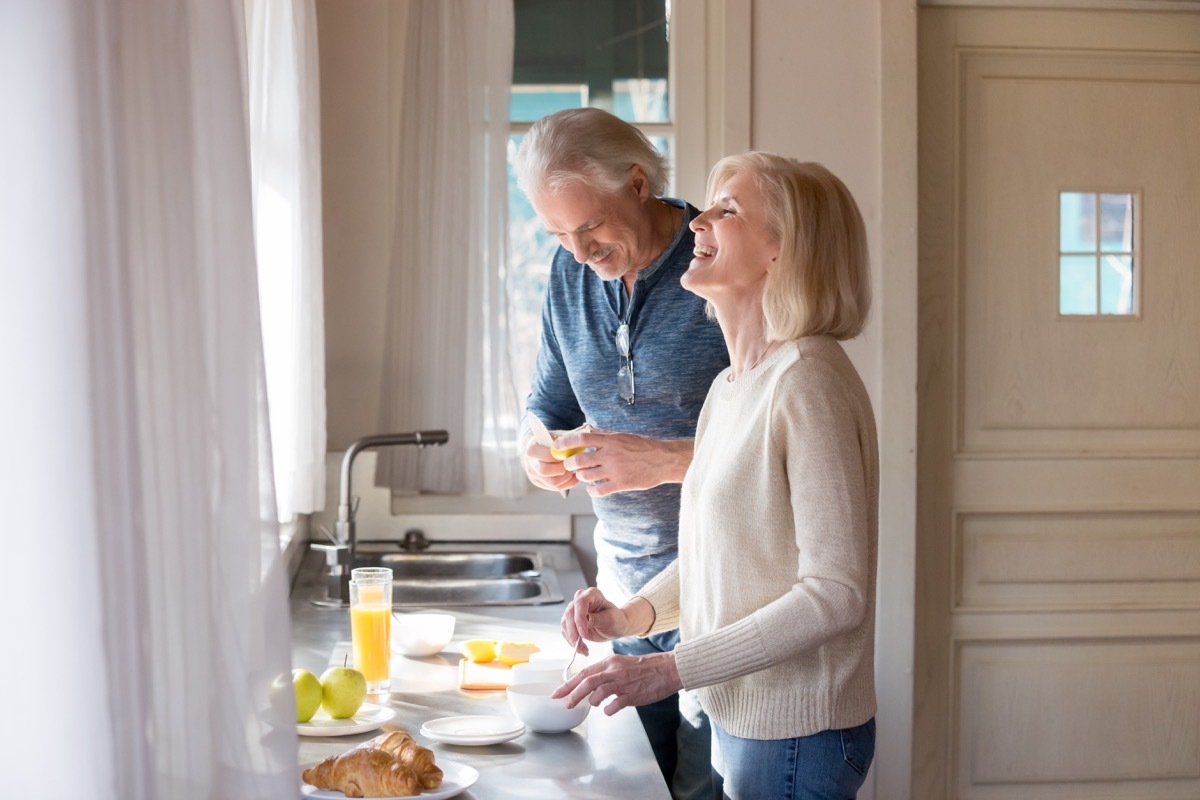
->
[350, 604, 391, 685]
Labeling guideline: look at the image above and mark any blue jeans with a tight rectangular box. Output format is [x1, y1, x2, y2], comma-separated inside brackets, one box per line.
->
[613, 631, 720, 800]
[712, 718, 875, 800]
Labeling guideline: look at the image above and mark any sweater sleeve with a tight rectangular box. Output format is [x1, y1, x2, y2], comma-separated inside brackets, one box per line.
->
[674, 358, 873, 690]
[632, 558, 681, 635]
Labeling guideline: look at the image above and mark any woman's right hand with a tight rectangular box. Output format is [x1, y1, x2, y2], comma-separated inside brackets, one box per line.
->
[560, 588, 637, 656]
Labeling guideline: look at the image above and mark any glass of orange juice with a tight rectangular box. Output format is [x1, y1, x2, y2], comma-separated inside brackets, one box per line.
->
[350, 567, 392, 693]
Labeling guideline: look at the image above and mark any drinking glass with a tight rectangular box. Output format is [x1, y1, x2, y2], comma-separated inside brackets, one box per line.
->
[350, 567, 392, 693]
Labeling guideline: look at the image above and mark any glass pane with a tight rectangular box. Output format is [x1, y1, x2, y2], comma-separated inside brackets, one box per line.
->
[512, 0, 669, 123]
[510, 85, 588, 121]
[1059, 192, 1095, 252]
[1099, 193, 1134, 253]
[1100, 255, 1134, 315]
[614, 79, 668, 123]
[1059, 255, 1097, 315]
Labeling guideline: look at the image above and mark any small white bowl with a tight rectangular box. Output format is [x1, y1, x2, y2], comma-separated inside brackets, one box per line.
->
[506, 681, 590, 733]
[510, 660, 570, 685]
[392, 612, 455, 657]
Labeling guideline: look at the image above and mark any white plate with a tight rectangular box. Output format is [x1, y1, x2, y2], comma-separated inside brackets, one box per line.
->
[297, 703, 396, 737]
[300, 757, 478, 799]
[421, 714, 525, 745]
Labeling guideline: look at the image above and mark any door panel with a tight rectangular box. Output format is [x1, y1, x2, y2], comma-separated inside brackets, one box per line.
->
[917, 8, 1200, 799]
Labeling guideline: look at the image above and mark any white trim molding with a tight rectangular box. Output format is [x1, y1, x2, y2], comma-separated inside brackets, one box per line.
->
[920, 0, 1200, 10]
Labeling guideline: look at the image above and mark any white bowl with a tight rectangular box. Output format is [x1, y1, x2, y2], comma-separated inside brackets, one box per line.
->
[510, 660, 569, 685]
[506, 681, 590, 733]
[392, 612, 455, 656]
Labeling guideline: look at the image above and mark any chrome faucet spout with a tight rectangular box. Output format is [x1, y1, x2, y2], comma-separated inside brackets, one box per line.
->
[312, 429, 449, 608]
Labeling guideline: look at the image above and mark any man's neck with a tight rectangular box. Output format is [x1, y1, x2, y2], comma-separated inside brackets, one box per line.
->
[622, 200, 681, 296]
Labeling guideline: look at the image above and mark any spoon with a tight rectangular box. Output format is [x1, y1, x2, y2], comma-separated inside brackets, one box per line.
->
[563, 636, 583, 682]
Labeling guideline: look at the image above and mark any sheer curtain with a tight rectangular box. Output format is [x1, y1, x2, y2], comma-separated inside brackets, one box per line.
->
[376, 0, 526, 500]
[245, 0, 327, 522]
[2, 1, 296, 797]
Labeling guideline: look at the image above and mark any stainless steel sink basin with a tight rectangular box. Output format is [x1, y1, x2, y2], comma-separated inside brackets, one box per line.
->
[350, 542, 564, 607]
[359, 550, 538, 579]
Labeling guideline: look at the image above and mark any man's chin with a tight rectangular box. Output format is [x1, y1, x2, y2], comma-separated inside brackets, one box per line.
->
[586, 262, 625, 282]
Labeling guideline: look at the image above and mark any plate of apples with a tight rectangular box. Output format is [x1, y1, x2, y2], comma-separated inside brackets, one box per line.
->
[294, 663, 395, 737]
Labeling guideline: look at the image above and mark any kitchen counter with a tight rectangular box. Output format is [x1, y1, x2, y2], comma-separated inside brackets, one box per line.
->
[289, 548, 670, 799]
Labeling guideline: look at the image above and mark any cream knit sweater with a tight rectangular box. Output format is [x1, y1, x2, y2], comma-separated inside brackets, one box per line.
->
[636, 335, 879, 740]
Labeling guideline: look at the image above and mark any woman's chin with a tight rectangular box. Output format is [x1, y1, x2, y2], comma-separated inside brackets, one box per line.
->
[681, 263, 713, 294]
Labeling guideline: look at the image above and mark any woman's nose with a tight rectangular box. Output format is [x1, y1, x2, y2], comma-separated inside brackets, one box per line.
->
[689, 210, 710, 233]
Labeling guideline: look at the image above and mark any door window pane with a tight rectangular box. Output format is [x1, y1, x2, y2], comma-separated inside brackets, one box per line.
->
[1099, 193, 1133, 253]
[1100, 254, 1134, 315]
[1059, 191, 1095, 252]
[1058, 191, 1136, 317]
[1060, 255, 1098, 315]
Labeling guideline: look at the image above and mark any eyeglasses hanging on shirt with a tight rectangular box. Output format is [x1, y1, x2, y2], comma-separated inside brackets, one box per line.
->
[616, 322, 634, 404]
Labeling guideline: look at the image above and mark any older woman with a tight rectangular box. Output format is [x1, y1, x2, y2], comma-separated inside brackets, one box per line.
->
[556, 153, 878, 799]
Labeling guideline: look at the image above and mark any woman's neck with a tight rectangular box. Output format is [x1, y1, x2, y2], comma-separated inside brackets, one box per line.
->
[715, 300, 777, 381]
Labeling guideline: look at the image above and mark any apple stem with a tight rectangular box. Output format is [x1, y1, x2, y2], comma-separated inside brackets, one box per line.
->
[344, 654, 349, 669]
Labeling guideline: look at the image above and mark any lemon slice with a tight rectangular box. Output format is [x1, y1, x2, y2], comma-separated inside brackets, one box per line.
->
[495, 641, 541, 666]
[460, 639, 497, 663]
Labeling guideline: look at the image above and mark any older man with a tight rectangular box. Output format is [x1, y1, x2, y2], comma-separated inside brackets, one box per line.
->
[515, 107, 728, 800]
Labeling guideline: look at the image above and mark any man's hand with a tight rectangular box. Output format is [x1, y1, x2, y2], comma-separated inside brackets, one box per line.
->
[552, 429, 694, 497]
[521, 431, 581, 493]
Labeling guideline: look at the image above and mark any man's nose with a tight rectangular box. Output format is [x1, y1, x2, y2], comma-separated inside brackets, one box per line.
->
[565, 232, 593, 262]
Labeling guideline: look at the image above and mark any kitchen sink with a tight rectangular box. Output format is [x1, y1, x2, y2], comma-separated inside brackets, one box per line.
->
[358, 550, 539, 579]
[350, 542, 564, 607]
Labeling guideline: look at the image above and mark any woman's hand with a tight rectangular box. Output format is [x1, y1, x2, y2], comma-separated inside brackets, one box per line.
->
[560, 588, 646, 656]
[552, 651, 682, 715]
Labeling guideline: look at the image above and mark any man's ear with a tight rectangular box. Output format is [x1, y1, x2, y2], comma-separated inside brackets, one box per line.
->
[629, 165, 651, 200]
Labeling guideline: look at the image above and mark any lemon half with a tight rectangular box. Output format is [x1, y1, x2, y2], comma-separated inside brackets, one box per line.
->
[549, 425, 591, 460]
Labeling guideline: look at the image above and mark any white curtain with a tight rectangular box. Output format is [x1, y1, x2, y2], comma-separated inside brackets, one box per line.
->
[245, 0, 327, 522]
[1, 1, 296, 797]
[376, 0, 526, 499]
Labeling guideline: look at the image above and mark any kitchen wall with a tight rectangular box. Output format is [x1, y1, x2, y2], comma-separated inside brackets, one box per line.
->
[315, 2, 916, 795]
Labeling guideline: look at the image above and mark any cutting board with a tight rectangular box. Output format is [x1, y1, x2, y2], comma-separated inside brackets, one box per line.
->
[458, 659, 513, 691]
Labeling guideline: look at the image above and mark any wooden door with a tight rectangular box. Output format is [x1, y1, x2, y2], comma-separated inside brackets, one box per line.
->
[916, 8, 1200, 799]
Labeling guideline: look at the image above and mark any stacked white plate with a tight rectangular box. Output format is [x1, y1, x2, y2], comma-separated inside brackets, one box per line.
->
[420, 714, 525, 746]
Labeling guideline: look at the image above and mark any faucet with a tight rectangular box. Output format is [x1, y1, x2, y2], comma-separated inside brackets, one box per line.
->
[312, 430, 449, 607]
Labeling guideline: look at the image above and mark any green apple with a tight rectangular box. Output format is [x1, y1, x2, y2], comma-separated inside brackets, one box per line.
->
[292, 669, 323, 723]
[320, 665, 367, 719]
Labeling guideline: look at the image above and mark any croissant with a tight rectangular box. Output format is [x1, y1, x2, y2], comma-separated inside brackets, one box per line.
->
[301, 746, 421, 798]
[373, 731, 443, 789]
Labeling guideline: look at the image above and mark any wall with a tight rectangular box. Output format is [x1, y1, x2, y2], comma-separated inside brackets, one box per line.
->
[316, 0, 394, 451]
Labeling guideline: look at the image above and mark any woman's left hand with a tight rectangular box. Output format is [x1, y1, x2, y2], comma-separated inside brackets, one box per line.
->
[552, 651, 682, 715]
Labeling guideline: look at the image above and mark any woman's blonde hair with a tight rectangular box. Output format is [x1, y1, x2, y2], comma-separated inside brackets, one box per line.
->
[705, 153, 871, 341]
[515, 107, 670, 199]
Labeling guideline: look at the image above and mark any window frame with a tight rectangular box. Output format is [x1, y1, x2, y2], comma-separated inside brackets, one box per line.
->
[1056, 187, 1143, 321]
[394, 0, 750, 515]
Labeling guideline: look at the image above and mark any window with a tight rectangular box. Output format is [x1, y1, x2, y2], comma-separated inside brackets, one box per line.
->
[507, 0, 674, 400]
[1059, 191, 1138, 316]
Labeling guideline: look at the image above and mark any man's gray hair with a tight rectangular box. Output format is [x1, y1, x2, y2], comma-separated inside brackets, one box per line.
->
[515, 107, 670, 199]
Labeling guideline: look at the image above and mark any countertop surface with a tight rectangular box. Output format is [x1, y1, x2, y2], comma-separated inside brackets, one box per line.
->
[289, 546, 670, 799]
